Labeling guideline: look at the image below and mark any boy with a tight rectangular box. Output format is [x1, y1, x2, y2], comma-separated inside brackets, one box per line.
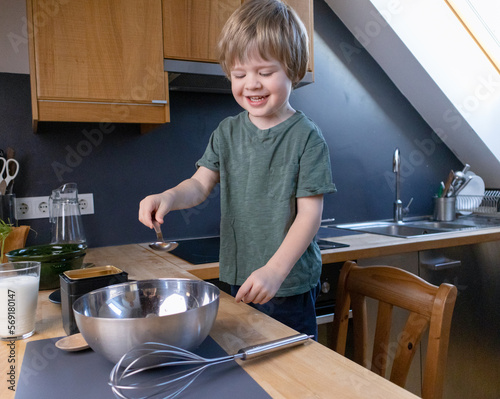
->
[139, 0, 336, 338]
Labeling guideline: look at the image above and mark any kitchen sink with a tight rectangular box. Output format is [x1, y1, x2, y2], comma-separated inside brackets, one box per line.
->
[331, 215, 500, 238]
[406, 221, 473, 230]
[332, 221, 446, 238]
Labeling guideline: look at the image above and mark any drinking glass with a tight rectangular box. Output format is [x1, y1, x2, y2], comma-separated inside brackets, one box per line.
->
[0, 261, 41, 340]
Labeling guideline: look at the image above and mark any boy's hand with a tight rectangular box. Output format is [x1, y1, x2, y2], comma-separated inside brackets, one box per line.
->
[235, 195, 324, 305]
[235, 264, 286, 305]
[138, 193, 173, 229]
[138, 167, 220, 229]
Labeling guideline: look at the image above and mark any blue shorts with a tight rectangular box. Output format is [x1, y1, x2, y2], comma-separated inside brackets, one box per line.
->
[230, 282, 320, 340]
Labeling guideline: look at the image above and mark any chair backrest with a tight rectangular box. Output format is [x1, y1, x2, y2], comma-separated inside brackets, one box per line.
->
[332, 260, 457, 399]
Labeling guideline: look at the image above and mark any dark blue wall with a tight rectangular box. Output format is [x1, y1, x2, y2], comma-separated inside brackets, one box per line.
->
[0, 0, 461, 248]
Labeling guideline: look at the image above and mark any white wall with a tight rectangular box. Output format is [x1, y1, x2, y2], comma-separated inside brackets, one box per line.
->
[326, 0, 500, 187]
[0, 0, 29, 74]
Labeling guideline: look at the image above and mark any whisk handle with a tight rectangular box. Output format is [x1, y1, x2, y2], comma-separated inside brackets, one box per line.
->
[237, 333, 313, 360]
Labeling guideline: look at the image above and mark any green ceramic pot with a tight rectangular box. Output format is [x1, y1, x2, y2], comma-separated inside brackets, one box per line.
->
[6, 243, 87, 290]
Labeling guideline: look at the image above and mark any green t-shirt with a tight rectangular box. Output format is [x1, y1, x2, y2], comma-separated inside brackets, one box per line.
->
[197, 110, 336, 296]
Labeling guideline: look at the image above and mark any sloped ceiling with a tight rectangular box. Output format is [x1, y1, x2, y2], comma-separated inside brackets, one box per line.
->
[325, 0, 500, 188]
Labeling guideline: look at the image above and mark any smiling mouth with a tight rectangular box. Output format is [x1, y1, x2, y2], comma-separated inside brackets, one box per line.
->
[247, 95, 268, 102]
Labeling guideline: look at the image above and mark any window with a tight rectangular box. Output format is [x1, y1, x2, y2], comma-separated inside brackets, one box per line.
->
[446, 0, 500, 73]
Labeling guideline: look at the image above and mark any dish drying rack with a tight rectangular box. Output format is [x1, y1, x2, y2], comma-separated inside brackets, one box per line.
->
[456, 190, 500, 215]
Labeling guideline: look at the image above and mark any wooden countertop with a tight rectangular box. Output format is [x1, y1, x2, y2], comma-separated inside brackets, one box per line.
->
[151, 225, 500, 279]
[319, 226, 500, 263]
[0, 243, 418, 399]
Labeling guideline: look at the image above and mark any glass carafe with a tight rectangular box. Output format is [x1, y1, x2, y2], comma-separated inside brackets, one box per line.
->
[49, 183, 86, 244]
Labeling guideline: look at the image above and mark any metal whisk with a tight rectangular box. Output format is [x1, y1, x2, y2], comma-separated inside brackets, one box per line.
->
[109, 333, 312, 399]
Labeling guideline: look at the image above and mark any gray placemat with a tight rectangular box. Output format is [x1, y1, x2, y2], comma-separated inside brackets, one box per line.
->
[16, 336, 272, 399]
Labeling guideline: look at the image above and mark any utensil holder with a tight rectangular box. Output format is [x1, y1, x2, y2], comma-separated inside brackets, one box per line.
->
[0, 193, 17, 226]
[433, 196, 456, 221]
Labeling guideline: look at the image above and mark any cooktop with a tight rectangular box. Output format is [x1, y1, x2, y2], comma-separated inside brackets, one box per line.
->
[169, 235, 350, 265]
[169, 236, 220, 264]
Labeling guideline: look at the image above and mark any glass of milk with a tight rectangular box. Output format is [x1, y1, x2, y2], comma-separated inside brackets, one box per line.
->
[0, 261, 41, 340]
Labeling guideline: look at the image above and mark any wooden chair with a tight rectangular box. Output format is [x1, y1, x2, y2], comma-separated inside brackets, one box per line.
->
[332, 261, 457, 399]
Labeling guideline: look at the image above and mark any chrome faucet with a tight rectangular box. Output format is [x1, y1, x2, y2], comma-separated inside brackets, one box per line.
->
[393, 148, 403, 222]
[393, 147, 413, 223]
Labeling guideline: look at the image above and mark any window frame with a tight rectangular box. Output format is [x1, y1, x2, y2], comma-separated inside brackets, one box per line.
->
[445, 0, 500, 73]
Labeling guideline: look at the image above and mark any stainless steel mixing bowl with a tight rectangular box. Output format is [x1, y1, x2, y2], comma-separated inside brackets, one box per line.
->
[73, 279, 220, 364]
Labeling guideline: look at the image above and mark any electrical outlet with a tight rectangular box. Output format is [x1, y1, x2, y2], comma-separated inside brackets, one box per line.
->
[78, 194, 94, 214]
[17, 202, 29, 216]
[39, 201, 49, 214]
[79, 198, 88, 210]
[15, 194, 94, 220]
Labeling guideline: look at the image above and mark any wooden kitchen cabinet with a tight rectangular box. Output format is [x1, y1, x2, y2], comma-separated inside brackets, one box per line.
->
[288, 0, 314, 72]
[26, 0, 169, 130]
[162, 0, 241, 62]
[162, 0, 314, 72]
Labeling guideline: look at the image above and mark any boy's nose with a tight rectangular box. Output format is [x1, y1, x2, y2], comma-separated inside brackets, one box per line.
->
[245, 75, 262, 89]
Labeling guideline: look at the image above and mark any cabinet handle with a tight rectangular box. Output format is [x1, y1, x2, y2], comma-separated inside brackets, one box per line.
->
[152, 100, 168, 104]
[421, 259, 461, 271]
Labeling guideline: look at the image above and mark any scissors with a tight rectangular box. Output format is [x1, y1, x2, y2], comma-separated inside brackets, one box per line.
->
[0, 158, 19, 195]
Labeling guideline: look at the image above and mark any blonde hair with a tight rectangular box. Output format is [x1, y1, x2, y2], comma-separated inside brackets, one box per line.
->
[217, 0, 309, 87]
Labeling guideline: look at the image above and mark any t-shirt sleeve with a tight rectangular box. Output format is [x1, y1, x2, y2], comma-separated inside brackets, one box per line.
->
[296, 137, 337, 198]
[196, 130, 220, 172]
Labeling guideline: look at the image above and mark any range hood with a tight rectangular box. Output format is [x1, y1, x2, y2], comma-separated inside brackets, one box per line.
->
[164, 59, 313, 93]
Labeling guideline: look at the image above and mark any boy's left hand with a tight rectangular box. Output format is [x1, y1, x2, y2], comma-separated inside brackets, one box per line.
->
[234, 264, 286, 305]
[235, 195, 324, 305]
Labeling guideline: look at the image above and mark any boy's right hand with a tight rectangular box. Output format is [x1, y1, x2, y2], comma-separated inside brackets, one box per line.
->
[138, 167, 220, 229]
[138, 193, 172, 229]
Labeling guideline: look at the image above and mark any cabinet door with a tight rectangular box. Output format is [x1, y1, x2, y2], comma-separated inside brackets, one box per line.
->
[163, 0, 241, 62]
[163, 0, 313, 71]
[286, 0, 314, 72]
[32, 0, 165, 104]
